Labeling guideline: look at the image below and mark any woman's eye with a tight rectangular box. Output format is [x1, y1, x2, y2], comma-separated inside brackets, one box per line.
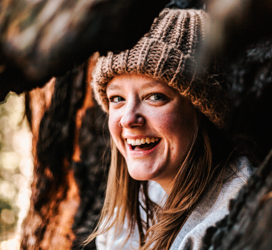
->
[109, 96, 125, 103]
[148, 93, 167, 101]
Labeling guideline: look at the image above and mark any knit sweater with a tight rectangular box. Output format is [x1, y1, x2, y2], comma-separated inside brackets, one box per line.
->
[96, 157, 253, 250]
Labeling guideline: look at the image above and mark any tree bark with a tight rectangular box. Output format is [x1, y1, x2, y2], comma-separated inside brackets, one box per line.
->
[22, 54, 109, 249]
[0, 0, 169, 102]
[203, 0, 272, 62]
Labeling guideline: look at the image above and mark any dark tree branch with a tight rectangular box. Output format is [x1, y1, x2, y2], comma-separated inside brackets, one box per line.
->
[202, 0, 272, 62]
[0, 0, 169, 101]
[166, 0, 205, 9]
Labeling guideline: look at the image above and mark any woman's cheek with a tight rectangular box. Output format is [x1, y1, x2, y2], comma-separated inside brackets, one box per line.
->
[108, 113, 120, 140]
[109, 112, 126, 156]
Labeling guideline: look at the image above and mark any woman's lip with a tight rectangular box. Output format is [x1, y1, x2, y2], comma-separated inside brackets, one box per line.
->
[124, 136, 159, 139]
[126, 139, 161, 156]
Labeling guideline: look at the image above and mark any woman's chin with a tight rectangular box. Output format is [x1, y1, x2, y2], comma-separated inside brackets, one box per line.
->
[128, 169, 150, 181]
[127, 164, 162, 182]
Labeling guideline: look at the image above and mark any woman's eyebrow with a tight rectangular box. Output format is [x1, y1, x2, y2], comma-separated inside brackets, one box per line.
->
[142, 80, 166, 89]
[144, 81, 172, 93]
[107, 84, 121, 91]
[143, 81, 157, 88]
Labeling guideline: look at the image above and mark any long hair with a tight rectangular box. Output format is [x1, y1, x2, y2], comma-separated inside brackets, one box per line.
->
[85, 137, 158, 247]
[86, 114, 241, 249]
[141, 116, 237, 249]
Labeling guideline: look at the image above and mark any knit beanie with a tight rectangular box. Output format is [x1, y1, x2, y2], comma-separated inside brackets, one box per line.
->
[91, 8, 230, 128]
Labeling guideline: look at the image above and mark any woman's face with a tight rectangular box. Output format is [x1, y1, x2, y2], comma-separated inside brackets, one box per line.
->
[107, 74, 197, 193]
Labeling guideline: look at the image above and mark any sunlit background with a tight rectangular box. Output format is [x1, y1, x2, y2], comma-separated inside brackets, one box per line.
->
[0, 93, 33, 250]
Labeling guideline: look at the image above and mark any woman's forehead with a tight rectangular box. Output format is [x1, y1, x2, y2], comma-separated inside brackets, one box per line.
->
[107, 74, 173, 92]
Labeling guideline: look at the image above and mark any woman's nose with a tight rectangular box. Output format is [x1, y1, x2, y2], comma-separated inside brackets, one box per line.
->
[119, 101, 145, 128]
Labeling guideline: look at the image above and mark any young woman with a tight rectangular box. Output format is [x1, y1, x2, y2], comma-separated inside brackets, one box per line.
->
[87, 8, 254, 250]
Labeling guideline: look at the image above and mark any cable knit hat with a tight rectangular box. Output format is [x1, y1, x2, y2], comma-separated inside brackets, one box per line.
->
[91, 8, 230, 128]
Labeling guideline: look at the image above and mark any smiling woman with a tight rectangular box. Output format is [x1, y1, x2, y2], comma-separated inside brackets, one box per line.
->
[86, 8, 255, 250]
[107, 74, 197, 193]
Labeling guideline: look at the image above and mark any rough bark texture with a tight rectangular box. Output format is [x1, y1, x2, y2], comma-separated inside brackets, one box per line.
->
[203, 0, 272, 63]
[228, 41, 272, 159]
[23, 55, 110, 249]
[0, 0, 169, 102]
[199, 1, 272, 245]
[198, 12, 272, 247]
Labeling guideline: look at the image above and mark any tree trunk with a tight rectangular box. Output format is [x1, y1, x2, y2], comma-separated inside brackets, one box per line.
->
[22, 54, 110, 249]
[0, 0, 169, 102]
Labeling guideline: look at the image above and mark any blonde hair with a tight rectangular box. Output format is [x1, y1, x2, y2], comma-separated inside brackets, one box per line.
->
[86, 115, 236, 249]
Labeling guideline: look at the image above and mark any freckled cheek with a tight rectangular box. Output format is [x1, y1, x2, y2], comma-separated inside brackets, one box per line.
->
[153, 112, 184, 134]
[154, 109, 195, 152]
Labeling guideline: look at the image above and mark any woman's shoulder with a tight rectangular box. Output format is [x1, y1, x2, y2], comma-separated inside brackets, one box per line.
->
[170, 156, 254, 250]
[214, 156, 255, 210]
[220, 155, 255, 199]
[228, 156, 255, 183]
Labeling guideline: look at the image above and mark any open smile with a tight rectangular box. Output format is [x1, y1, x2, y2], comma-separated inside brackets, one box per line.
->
[126, 137, 161, 151]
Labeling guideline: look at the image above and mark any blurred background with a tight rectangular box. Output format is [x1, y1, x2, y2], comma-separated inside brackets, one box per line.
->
[0, 94, 33, 250]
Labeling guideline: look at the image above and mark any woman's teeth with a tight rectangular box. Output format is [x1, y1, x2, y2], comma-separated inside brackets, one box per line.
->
[127, 138, 160, 146]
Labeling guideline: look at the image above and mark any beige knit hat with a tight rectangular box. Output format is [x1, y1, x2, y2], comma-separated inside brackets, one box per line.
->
[91, 8, 230, 128]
